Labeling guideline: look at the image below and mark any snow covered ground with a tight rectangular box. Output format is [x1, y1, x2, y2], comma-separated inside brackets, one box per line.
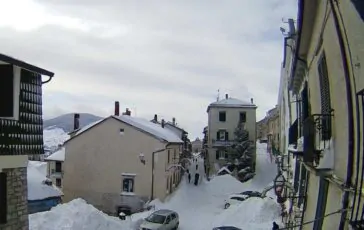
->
[30, 142, 281, 230]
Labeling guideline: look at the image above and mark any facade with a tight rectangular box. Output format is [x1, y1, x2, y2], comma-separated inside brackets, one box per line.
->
[0, 53, 54, 229]
[266, 106, 280, 156]
[277, 1, 364, 229]
[45, 147, 65, 190]
[256, 117, 268, 141]
[206, 94, 257, 174]
[191, 137, 202, 153]
[62, 106, 183, 215]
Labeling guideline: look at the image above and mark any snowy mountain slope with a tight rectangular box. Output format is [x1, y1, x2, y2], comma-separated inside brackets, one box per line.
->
[43, 128, 70, 151]
[43, 113, 102, 132]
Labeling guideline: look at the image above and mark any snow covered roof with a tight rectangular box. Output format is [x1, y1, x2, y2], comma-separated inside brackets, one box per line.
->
[65, 115, 183, 144]
[207, 98, 257, 111]
[27, 161, 63, 201]
[217, 166, 232, 175]
[45, 147, 65, 162]
[113, 115, 183, 143]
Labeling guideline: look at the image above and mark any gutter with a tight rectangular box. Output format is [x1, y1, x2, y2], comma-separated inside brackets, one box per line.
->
[328, 1, 355, 229]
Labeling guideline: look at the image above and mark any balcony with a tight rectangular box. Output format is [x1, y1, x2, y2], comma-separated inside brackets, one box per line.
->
[302, 112, 334, 174]
[50, 169, 63, 178]
[211, 139, 235, 147]
[349, 89, 364, 229]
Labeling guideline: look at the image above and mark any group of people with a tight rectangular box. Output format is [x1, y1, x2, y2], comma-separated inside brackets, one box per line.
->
[186, 158, 201, 186]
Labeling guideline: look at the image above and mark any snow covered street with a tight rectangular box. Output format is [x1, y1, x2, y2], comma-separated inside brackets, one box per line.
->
[30, 143, 281, 230]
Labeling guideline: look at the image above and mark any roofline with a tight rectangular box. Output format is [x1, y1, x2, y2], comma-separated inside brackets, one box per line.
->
[165, 123, 188, 134]
[0, 53, 54, 77]
[207, 104, 258, 112]
[44, 158, 64, 162]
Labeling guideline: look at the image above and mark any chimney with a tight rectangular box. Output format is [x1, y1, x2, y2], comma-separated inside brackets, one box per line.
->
[251, 98, 254, 104]
[73, 113, 80, 130]
[225, 94, 228, 99]
[172, 117, 176, 125]
[161, 119, 165, 128]
[126, 108, 131, 116]
[154, 114, 158, 122]
[114, 101, 120, 116]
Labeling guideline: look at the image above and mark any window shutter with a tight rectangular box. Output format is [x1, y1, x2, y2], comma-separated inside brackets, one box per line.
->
[318, 53, 332, 140]
[225, 132, 229, 141]
[0, 172, 7, 224]
[225, 151, 228, 159]
[216, 150, 219, 159]
[216, 131, 220, 140]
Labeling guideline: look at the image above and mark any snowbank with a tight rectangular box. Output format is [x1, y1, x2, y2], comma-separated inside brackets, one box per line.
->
[45, 147, 65, 161]
[27, 161, 63, 201]
[29, 198, 131, 230]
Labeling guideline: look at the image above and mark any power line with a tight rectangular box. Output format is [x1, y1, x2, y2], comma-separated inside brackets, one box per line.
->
[278, 208, 349, 229]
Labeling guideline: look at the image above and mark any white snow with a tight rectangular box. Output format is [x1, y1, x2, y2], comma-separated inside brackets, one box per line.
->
[73, 118, 107, 137]
[27, 161, 63, 201]
[113, 115, 183, 143]
[29, 198, 130, 230]
[209, 97, 255, 107]
[45, 147, 65, 162]
[43, 128, 69, 150]
[30, 142, 282, 230]
[217, 166, 232, 175]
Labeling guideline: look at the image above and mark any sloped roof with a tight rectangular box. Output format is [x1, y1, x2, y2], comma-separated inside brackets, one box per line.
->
[207, 98, 257, 111]
[45, 147, 65, 162]
[65, 115, 183, 144]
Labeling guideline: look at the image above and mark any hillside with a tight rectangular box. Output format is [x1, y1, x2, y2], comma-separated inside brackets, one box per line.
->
[43, 113, 103, 132]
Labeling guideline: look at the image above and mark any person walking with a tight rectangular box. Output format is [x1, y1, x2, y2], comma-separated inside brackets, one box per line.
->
[272, 221, 279, 230]
[188, 173, 191, 183]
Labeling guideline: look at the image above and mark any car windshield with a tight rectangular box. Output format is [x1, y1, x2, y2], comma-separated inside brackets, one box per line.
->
[146, 213, 166, 224]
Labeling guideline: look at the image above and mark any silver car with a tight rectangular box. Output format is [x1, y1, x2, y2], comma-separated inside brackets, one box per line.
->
[139, 209, 179, 230]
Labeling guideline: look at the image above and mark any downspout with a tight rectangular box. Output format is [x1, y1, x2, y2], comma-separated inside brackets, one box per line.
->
[328, 0, 355, 229]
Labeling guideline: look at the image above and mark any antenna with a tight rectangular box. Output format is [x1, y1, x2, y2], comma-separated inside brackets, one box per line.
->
[217, 89, 220, 101]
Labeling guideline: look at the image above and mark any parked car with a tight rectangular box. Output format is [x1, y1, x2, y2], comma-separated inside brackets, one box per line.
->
[239, 191, 262, 197]
[139, 209, 179, 230]
[212, 227, 242, 230]
[224, 194, 248, 209]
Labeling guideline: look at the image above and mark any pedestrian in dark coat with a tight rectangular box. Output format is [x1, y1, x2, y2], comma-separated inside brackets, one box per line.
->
[188, 173, 191, 183]
[194, 173, 200, 186]
[272, 221, 279, 230]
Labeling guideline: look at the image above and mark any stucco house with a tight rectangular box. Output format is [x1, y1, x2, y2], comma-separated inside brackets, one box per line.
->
[62, 105, 184, 215]
[44, 147, 65, 190]
[206, 94, 257, 175]
[0, 53, 54, 229]
[276, 1, 364, 229]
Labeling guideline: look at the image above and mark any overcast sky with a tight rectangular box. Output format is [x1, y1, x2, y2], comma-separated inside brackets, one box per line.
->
[0, 0, 297, 139]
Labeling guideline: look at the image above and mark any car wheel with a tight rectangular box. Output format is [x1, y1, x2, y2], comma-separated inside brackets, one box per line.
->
[173, 222, 179, 230]
[224, 203, 230, 209]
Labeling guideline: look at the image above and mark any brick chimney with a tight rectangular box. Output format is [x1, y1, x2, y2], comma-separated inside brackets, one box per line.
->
[225, 94, 228, 99]
[161, 119, 165, 128]
[172, 117, 176, 125]
[251, 98, 254, 104]
[154, 114, 158, 122]
[126, 108, 131, 116]
[114, 101, 120, 116]
[73, 113, 80, 130]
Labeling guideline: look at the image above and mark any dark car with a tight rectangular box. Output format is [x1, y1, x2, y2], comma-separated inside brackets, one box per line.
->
[213, 226, 242, 230]
[239, 191, 262, 198]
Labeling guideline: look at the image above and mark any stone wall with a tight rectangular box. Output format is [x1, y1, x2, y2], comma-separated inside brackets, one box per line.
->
[0, 167, 28, 230]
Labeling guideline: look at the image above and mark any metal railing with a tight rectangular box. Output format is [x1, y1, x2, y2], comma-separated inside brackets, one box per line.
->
[350, 89, 364, 229]
[302, 112, 334, 166]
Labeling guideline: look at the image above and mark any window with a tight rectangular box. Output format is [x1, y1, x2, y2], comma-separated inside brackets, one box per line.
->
[239, 112, 246, 123]
[0, 172, 7, 224]
[55, 162, 62, 173]
[230, 196, 245, 201]
[171, 213, 177, 220]
[219, 111, 226, 122]
[217, 130, 228, 141]
[119, 128, 125, 135]
[0, 64, 14, 118]
[122, 177, 134, 193]
[216, 150, 227, 159]
[317, 52, 332, 140]
[56, 178, 62, 187]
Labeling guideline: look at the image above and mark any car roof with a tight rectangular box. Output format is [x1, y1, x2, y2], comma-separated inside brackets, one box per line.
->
[153, 209, 176, 216]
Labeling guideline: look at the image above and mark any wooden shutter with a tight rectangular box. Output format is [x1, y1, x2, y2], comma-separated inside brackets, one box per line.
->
[0, 172, 7, 224]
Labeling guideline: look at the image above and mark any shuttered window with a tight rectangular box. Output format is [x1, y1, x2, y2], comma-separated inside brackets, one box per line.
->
[317, 52, 332, 140]
[0, 64, 14, 117]
[0, 172, 7, 224]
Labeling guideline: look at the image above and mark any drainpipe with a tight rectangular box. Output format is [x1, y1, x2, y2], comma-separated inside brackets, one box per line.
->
[328, 0, 355, 229]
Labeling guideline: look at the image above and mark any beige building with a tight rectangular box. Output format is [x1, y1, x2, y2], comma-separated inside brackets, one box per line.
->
[206, 94, 257, 174]
[256, 117, 268, 141]
[266, 106, 280, 155]
[45, 147, 65, 190]
[277, 1, 364, 229]
[191, 138, 202, 153]
[62, 109, 183, 215]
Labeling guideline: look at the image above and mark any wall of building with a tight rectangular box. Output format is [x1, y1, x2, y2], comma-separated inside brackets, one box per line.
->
[63, 118, 181, 214]
[0, 167, 29, 230]
[47, 161, 64, 189]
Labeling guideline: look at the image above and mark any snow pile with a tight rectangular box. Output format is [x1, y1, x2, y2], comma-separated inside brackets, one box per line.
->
[27, 161, 63, 201]
[29, 198, 131, 230]
[43, 127, 69, 150]
[45, 147, 65, 161]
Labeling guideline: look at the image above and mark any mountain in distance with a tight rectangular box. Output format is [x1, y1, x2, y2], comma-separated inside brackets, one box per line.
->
[43, 113, 103, 132]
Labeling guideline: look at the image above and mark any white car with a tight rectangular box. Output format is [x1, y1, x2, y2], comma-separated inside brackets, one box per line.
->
[224, 194, 249, 209]
[139, 209, 179, 230]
